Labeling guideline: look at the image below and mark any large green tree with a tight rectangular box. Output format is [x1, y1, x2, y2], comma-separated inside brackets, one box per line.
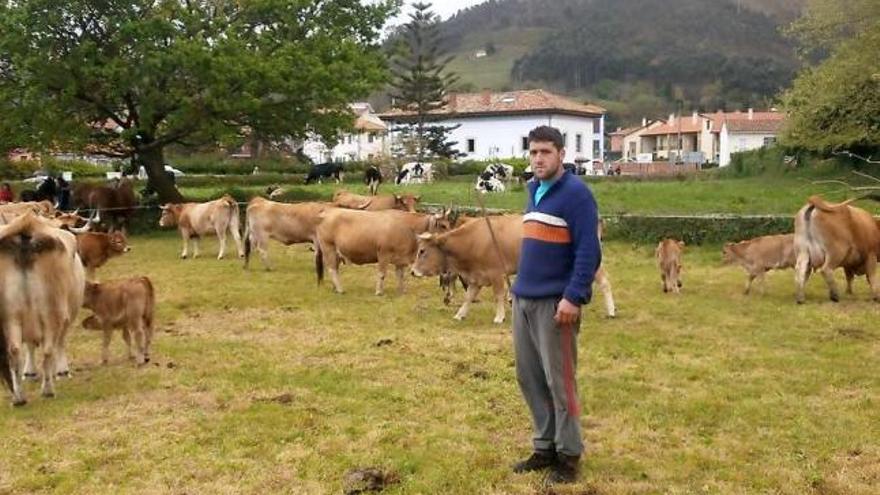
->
[781, 0, 880, 152]
[388, 2, 458, 162]
[0, 0, 397, 202]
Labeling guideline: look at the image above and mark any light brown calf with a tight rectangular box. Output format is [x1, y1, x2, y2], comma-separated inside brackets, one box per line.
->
[243, 198, 329, 270]
[332, 190, 420, 212]
[76, 231, 130, 280]
[82, 277, 155, 365]
[723, 233, 796, 294]
[656, 239, 684, 294]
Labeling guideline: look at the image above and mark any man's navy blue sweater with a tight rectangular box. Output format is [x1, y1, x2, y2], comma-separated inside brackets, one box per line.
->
[512, 170, 602, 305]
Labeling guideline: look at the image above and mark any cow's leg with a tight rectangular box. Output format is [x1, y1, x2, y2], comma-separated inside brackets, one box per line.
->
[454, 284, 481, 321]
[180, 231, 190, 259]
[325, 248, 344, 294]
[86, 266, 97, 282]
[491, 279, 507, 324]
[40, 340, 56, 398]
[661, 273, 668, 293]
[595, 267, 616, 317]
[845, 267, 855, 295]
[819, 258, 842, 302]
[23, 342, 39, 380]
[375, 261, 387, 296]
[131, 320, 147, 365]
[54, 326, 71, 378]
[864, 255, 880, 302]
[230, 221, 244, 259]
[101, 325, 113, 364]
[192, 237, 201, 259]
[217, 226, 228, 259]
[794, 249, 813, 304]
[6, 323, 26, 405]
[395, 265, 406, 295]
[122, 328, 134, 360]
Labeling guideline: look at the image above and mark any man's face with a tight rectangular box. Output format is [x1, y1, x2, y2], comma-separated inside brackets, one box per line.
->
[528, 140, 565, 181]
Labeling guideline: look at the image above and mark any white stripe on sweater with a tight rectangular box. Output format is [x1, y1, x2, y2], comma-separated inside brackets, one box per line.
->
[523, 211, 568, 227]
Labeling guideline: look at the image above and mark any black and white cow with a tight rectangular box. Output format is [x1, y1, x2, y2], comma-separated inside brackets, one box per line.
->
[483, 163, 515, 183]
[521, 165, 535, 182]
[475, 171, 506, 193]
[395, 162, 433, 185]
[364, 166, 382, 195]
[305, 162, 344, 184]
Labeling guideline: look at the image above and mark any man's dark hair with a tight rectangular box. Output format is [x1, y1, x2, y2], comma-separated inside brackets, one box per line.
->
[527, 126, 564, 150]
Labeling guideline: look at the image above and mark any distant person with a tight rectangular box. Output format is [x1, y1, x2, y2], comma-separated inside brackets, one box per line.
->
[56, 176, 72, 211]
[0, 183, 13, 203]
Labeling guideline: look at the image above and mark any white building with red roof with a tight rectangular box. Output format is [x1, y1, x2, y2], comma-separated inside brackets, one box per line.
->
[379, 89, 606, 163]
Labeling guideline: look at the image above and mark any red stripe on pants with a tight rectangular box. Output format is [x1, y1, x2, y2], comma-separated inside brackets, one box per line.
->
[560, 323, 580, 417]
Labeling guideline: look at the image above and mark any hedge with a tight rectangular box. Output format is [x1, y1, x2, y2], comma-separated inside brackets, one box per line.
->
[603, 214, 793, 244]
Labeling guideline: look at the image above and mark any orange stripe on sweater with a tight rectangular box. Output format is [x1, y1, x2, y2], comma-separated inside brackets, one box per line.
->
[523, 221, 571, 244]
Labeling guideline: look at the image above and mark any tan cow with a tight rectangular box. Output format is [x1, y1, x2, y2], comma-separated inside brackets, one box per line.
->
[76, 231, 130, 280]
[0, 200, 56, 222]
[0, 212, 85, 406]
[723, 234, 796, 294]
[82, 277, 155, 365]
[244, 198, 329, 270]
[794, 195, 880, 303]
[315, 208, 444, 295]
[656, 239, 684, 294]
[413, 215, 617, 324]
[332, 190, 420, 212]
[159, 195, 243, 259]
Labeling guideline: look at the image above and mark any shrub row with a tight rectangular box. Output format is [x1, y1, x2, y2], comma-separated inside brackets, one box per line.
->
[603, 214, 794, 245]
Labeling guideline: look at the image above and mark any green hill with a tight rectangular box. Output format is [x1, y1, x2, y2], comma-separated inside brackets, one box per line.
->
[441, 0, 805, 127]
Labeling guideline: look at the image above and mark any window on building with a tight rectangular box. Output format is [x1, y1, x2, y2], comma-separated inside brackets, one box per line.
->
[467, 139, 475, 153]
[368, 133, 374, 143]
[593, 139, 601, 159]
[522, 136, 529, 151]
[563, 133, 568, 147]
[576, 134, 583, 153]
[763, 136, 776, 147]
[593, 119, 601, 133]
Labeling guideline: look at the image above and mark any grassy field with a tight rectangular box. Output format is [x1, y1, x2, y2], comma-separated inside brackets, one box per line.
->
[1, 234, 878, 494]
[181, 174, 880, 217]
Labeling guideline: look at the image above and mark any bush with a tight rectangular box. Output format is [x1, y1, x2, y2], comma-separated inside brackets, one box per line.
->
[604, 214, 793, 245]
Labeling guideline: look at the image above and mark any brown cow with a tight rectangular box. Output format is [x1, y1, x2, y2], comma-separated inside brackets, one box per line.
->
[0, 213, 85, 405]
[413, 215, 616, 324]
[77, 231, 130, 280]
[82, 277, 155, 365]
[794, 195, 880, 303]
[72, 179, 137, 232]
[315, 208, 444, 295]
[723, 234, 796, 294]
[656, 239, 684, 294]
[244, 197, 329, 270]
[332, 190, 420, 212]
[159, 195, 243, 259]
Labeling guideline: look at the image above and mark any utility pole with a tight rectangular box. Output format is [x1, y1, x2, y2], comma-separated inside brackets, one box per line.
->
[676, 99, 683, 165]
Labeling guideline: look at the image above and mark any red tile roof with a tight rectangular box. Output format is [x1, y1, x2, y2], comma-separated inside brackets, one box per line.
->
[379, 89, 605, 119]
[640, 116, 705, 136]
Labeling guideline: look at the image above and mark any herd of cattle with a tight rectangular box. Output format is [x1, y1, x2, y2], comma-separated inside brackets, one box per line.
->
[1, 173, 879, 406]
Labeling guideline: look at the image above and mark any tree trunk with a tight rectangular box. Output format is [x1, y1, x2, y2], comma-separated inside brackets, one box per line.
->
[138, 145, 184, 203]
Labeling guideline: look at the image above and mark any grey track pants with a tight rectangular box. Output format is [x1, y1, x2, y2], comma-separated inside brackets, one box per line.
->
[512, 296, 584, 457]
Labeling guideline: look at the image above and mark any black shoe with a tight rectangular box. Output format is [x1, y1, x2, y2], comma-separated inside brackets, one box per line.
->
[548, 454, 580, 484]
[512, 450, 557, 473]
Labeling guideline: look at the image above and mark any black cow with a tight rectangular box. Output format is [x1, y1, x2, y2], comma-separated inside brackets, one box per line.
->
[364, 166, 382, 195]
[305, 162, 344, 184]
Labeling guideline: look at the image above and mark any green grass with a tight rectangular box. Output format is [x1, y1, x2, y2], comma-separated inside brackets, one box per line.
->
[180, 174, 880, 217]
[446, 28, 552, 90]
[1, 234, 878, 494]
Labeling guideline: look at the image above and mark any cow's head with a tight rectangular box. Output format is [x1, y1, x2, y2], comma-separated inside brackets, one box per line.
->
[411, 232, 447, 277]
[158, 204, 183, 227]
[108, 231, 130, 255]
[394, 194, 420, 212]
[721, 241, 746, 265]
[54, 210, 90, 230]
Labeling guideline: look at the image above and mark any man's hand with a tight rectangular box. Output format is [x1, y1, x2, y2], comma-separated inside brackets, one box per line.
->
[554, 298, 581, 326]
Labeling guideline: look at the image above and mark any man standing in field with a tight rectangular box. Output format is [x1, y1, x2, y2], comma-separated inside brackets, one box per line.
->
[511, 126, 602, 483]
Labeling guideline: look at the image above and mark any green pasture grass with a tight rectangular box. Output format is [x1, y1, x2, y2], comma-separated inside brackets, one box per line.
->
[1, 234, 878, 494]
[181, 175, 879, 217]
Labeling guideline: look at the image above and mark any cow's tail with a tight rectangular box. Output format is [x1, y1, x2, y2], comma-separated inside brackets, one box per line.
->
[142, 277, 155, 332]
[315, 240, 324, 285]
[243, 204, 252, 268]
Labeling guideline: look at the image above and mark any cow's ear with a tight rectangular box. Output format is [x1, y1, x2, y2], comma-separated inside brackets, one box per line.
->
[678, 240, 686, 248]
[413, 195, 421, 201]
[417, 232, 434, 241]
[159, 204, 168, 210]
[394, 195, 402, 201]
